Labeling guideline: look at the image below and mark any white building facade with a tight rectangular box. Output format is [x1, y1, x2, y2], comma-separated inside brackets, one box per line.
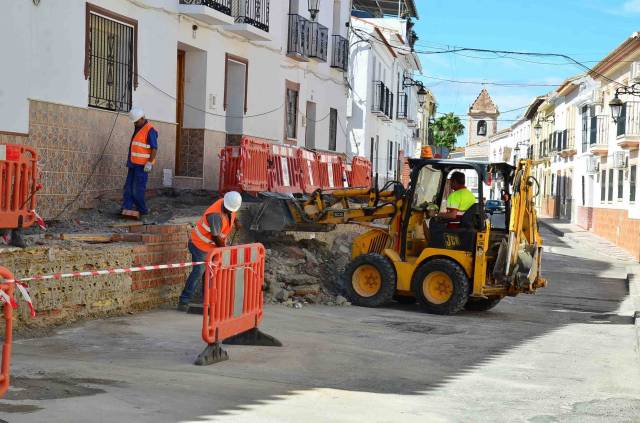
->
[346, 12, 422, 186]
[0, 0, 351, 217]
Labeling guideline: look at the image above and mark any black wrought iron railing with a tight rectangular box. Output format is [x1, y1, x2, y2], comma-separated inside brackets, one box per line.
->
[180, 0, 232, 16]
[589, 115, 608, 146]
[308, 21, 328, 62]
[397, 92, 408, 119]
[287, 14, 309, 57]
[617, 101, 640, 137]
[233, 0, 269, 32]
[331, 35, 348, 71]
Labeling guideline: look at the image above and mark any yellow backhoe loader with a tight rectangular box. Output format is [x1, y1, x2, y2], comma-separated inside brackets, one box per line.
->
[245, 158, 546, 314]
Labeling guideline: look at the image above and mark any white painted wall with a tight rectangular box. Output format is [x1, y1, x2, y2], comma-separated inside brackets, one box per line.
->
[1, 0, 350, 153]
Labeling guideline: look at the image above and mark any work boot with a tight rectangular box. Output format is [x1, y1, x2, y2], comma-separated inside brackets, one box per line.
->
[177, 302, 189, 312]
[10, 229, 26, 249]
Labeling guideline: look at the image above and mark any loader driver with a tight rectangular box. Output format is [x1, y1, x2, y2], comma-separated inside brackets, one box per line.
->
[437, 171, 476, 220]
[177, 191, 242, 311]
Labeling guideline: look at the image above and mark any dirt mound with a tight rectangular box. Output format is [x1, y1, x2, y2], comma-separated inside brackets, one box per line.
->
[259, 231, 360, 307]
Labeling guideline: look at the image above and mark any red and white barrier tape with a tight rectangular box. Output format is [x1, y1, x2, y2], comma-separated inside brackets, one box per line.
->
[0, 261, 207, 317]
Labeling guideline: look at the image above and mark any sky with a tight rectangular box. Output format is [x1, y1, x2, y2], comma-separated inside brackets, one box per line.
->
[412, 0, 640, 146]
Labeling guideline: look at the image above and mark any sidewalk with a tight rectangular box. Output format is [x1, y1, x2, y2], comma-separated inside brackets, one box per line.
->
[539, 218, 640, 353]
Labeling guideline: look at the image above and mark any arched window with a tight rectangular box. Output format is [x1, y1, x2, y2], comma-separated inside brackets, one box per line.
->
[477, 120, 487, 136]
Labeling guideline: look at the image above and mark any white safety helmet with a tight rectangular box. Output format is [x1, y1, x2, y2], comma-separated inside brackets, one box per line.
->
[223, 191, 242, 212]
[128, 107, 145, 123]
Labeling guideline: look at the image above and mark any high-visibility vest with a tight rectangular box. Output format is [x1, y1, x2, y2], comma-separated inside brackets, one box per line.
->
[130, 122, 155, 166]
[191, 199, 236, 252]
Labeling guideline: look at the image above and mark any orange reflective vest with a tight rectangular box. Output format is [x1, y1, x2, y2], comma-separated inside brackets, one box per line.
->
[130, 122, 155, 166]
[191, 199, 236, 252]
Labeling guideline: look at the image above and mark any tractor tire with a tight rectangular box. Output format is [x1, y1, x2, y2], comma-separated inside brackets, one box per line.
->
[411, 259, 470, 315]
[464, 297, 502, 312]
[343, 253, 396, 307]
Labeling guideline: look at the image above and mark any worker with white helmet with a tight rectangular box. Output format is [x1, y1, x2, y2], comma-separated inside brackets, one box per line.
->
[178, 191, 243, 311]
[122, 107, 158, 218]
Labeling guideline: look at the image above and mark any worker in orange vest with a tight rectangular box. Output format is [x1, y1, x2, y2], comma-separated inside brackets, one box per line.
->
[122, 107, 158, 218]
[178, 191, 242, 311]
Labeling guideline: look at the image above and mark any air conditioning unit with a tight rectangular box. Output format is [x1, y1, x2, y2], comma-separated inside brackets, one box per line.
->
[631, 61, 640, 83]
[591, 90, 603, 105]
[613, 151, 628, 169]
[586, 155, 599, 174]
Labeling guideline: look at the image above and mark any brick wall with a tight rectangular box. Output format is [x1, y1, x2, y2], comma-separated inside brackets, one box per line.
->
[3, 100, 177, 219]
[590, 208, 640, 261]
[2, 223, 192, 331]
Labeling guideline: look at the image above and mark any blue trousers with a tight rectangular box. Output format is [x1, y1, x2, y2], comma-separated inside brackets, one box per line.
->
[122, 166, 149, 214]
[179, 240, 208, 304]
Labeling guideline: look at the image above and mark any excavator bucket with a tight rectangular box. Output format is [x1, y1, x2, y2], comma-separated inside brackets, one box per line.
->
[241, 195, 335, 233]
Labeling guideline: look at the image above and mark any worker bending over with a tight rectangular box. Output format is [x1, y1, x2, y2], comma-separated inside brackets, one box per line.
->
[122, 107, 157, 218]
[178, 191, 242, 311]
[438, 171, 476, 220]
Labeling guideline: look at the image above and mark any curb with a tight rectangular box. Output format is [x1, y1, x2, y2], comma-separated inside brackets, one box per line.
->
[626, 269, 640, 357]
[538, 220, 565, 237]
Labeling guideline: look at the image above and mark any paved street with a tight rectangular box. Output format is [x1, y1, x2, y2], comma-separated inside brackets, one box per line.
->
[1, 227, 639, 423]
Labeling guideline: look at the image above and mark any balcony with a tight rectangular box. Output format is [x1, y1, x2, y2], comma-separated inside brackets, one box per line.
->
[330, 35, 348, 71]
[372, 81, 393, 121]
[396, 92, 408, 119]
[588, 115, 609, 156]
[178, 0, 233, 25]
[225, 0, 270, 41]
[559, 128, 577, 157]
[308, 22, 328, 62]
[616, 101, 640, 150]
[286, 14, 309, 62]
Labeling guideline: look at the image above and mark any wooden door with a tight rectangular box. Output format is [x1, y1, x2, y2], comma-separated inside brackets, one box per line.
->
[176, 50, 185, 175]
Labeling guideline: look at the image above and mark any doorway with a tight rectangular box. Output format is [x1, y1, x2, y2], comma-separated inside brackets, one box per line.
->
[176, 50, 185, 175]
[305, 101, 316, 149]
[225, 58, 247, 137]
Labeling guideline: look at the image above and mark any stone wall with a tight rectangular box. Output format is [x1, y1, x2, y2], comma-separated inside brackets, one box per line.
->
[3, 100, 177, 219]
[577, 206, 640, 261]
[2, 223, 191, 331]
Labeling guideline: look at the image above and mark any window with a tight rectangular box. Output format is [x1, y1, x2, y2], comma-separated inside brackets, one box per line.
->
[618, 169, 624, 200]
[581, 106, 589, 152]
[581, 176, 585, 206]
[329, 108, 337, 151]
[477, 120, 487, 136]
[285, 80, 299, 140]
[85, 3, 138, 112]
[388, 141, 394, 171]
[608, 169, 613, 202]
[551, 174, 555, 196]
[600, 170, 606, 202]
[631, 165, 637, 203]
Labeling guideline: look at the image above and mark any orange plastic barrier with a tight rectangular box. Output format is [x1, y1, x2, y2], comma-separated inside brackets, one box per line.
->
[219, 138, 269, 194]
[0, 267, 15, 398]
[196, 243, 280, 365]
[316, 151, 345, 190]
[267, 144, 303, 193]
[298, 148, 321, 194]
[0, 144, 39, 229]
[349, 156, 372, 188]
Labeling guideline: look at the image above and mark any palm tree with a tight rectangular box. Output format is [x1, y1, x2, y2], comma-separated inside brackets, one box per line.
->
[432, 113, 465, 151]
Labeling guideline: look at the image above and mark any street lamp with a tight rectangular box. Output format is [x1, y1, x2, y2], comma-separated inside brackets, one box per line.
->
[417, 86, 428, 108]
[609, 83, 640, 123]
[308, 0, 320, 20]
[534, 122, 542, 139]
[534, 115, 554, 139]
[609, 95, 624, 123]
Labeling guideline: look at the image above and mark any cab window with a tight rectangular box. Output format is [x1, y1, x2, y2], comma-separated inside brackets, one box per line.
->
[413, 165, 442, 209]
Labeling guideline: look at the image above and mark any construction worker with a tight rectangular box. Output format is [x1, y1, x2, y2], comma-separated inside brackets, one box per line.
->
[122, 107, 157, 218]
[177, 191, 243, 311]
[438, 171, 476, 220]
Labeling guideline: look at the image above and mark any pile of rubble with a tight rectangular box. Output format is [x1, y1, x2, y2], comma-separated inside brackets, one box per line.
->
[261, 231, 360, 307]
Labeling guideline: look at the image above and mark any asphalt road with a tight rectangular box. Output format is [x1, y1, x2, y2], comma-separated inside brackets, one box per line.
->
[1, 228, 639, 422]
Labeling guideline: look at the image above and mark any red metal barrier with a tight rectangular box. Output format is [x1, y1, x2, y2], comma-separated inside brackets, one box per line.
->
[218, 138, 269, 194]
[349, 156, 372, 189]
[267, 144, 303, 193]
[298, 148, 320, 194]
[316, 152, 345, 190]
[196, 243, 280, 365]
[0, 267, 15, 398]
[0, 144, 39, 229]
